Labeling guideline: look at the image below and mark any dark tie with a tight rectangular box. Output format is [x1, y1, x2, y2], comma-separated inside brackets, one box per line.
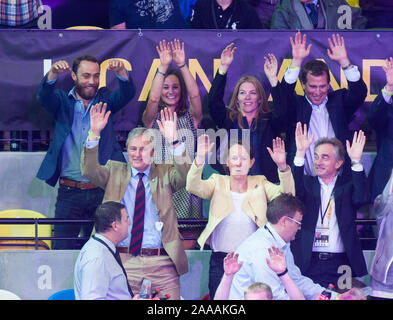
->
[306, 3, 318, 28]
[129, 172, 145, 256]
[92, 236, 134, 297]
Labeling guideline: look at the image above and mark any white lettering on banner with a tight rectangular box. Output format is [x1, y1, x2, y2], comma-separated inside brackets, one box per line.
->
[43, 59, 52, 76]
[337, 5, 352, 29]
[37, 265, 52, 290]
[337, 264, 352, 290]
[38, 5, 52, 30]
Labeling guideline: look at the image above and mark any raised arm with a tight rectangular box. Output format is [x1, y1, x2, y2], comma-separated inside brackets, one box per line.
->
[368, 57, 393, 130]
[36, 60, 71, 114]
[171, 39, 202, 129]
[266, 246, 305, 300]
[290, 32, 312, 68]
[185, 134, 216, 199]
[264, 53, 278, 87]
[293, 122, 314, 200]
[157, 108, 191, 191]
[264, 138, 295, 200]
[81, 102, 112, 188]
[214, 252, 243, 300]
[207, 43, 237, 127]
[346, 130, 370, 206]
[142, 40, 173, 128]
[106, 59, 136, 114]
[327, 34, 351, 69]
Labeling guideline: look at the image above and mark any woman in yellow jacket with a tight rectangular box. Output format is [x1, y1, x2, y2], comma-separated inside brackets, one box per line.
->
[186, 134, 295, 299]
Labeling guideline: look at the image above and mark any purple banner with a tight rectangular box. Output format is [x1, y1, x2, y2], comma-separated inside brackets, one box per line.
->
[0, 29, 392, 131]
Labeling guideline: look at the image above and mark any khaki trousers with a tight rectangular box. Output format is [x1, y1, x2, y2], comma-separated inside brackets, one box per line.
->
[120, 253, 180, 300]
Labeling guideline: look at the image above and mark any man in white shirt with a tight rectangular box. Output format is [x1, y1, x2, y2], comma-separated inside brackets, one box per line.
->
[74, 201, 133, 300]
[290, 122, 368, 289]
[228, 193, 362, 300]
[273, 31, 367, 181]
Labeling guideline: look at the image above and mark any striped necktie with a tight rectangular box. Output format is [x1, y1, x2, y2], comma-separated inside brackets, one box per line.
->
[129, 172, 145, 256]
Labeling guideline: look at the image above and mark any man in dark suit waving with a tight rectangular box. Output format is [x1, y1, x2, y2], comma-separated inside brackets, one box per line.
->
[290, 122, 368, 289]
[273, 32, 367, 181]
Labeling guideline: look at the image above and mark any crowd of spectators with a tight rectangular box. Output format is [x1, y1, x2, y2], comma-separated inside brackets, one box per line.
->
[1, 0, 393, 302]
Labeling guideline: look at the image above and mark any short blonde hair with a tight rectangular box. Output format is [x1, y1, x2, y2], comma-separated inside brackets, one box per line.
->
[244, 282, 273, 300]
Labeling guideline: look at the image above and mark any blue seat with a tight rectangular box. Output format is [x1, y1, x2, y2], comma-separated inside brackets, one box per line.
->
[48, 289, 75, 300]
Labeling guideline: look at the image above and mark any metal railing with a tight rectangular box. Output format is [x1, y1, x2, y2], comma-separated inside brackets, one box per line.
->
[0, 218, 209, 250]
[0, 218, 376, 250]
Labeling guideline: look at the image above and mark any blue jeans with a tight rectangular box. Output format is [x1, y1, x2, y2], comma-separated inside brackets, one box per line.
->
[53, 184, 104, 249]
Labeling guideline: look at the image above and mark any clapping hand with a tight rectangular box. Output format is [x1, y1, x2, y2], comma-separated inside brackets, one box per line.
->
[223, 252, 243, 276]
[383, 57, 393, 91]
[266, 246, 287, 275]
[295, 122, 314, 158]
[89, 102, 111, 139]
[327, 34, 350, 68]
[346, 130, 366, 162]
[156, 107, 178, 144]
[267, 137, 287, 171]
[290, 32, 312, 67]
[264, 53, 278, 87]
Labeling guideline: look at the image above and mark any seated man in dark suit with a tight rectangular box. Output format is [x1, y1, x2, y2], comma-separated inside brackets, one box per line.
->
[36, 56, 136, 249]
[270, 0, 367, 29]
[290, 122, 369, 289]
[272, 31, 367, 181]
[367, 57, 393, 202]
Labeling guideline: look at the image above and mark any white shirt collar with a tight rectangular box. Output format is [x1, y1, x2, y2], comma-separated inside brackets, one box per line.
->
[305, 95, 328, 110]
[317, 174, 338, 187]
[130, 165, 150, 179]
[265, 222, 287, 250]
[94, 233, 116, 252]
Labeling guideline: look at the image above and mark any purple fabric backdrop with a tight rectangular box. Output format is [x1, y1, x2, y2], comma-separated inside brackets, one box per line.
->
[0, 29, 391, 131]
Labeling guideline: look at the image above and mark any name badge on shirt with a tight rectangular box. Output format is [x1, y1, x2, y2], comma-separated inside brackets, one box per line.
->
[314, 227, 329, 247]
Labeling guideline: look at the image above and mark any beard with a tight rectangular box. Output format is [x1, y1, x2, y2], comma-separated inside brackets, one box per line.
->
[74, 82, 98, 100]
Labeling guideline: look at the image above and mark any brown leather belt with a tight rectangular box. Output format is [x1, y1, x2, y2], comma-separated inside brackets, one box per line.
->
[59, 178, 98, 190]
[116, 247, 168, 256]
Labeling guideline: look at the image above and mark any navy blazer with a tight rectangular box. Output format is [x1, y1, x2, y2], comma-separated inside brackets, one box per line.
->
[367, 91, 393, 202]
[291, 164, 369, 278]
[36, 73, 136, 186]
[206, 72, 286, 183]
[274, 76, 367, 181]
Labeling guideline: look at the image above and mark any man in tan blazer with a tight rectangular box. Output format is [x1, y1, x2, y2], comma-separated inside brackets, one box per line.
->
[81, 105, 190, 300]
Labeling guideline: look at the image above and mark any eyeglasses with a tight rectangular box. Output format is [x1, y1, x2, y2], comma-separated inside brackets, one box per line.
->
[286, 216, 302, 226]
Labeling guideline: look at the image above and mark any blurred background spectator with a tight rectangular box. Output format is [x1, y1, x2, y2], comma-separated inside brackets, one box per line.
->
[109, 0, 186, 29]
[359, 0, 393, 29]
[270, 0, 367, 30]
[247, 0, 278, 29]
[190, 0, 263, 29]
[0, 0, 43, 29]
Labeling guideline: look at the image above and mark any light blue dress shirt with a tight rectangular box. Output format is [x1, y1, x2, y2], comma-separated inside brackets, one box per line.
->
[74, 233, 131, 300]
[48, 72, 128, 182]
[118, 165, 163, 248]
[228, 223, 336, 300]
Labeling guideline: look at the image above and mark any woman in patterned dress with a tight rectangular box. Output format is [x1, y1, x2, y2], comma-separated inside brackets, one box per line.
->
[142, 39, 203, 235]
